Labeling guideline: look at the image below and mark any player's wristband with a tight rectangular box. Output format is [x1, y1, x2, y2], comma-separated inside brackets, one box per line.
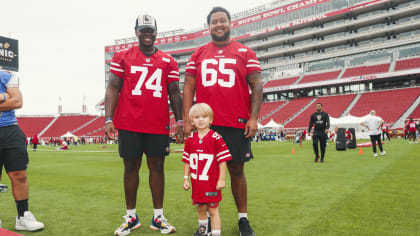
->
[176, 120, 184, 126]
[105, 118, 113, 124]
[1, 93, 5, 102]
[184, 176, 189, 179]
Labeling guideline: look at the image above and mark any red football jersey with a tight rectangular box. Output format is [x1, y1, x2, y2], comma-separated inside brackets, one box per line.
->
[110, 47, 179, 134]
[345, 130, 351, 139]
[186, 41, 261, 129]
[182, 130, 232, 203]
[408, 121, 417, 132]
[382, 124, 388, 132]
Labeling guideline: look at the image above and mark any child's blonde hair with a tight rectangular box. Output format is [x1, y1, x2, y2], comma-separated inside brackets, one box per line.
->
[189, 103, 214, 122]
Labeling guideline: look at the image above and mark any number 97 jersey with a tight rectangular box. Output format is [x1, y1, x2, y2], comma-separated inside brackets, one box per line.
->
[186, 41, 261, 129]
[110, 47, 179, 134]
[182, 130, 232, 204]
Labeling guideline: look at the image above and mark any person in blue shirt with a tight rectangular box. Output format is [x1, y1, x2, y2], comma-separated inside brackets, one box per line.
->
[0, 70, 44, 232]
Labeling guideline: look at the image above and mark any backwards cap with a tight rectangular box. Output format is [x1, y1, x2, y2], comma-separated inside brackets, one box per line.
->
[135, 14, 157, 31]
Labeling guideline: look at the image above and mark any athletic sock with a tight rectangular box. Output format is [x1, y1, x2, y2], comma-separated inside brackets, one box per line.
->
[238, 213, 248, 220]
[154, 208, 163, 220]
[212, 229, 221, 236]
[198, 219, 208, 234]
[16, 199, 28, 218]
[127, 208, 136, 217]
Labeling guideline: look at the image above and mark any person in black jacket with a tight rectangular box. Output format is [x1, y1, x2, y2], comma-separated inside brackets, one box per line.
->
[308, 102, 330, 163]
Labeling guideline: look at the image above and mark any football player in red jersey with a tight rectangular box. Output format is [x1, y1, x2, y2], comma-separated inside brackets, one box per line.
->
[407, 118, 418, 143]
[183, 7, 262, 236]
[183, 103, 231, 236]
[105, 14, 182, 236]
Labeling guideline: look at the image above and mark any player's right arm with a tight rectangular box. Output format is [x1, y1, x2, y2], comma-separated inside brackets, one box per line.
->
[183, 163, 190, 190]
[308, 114, 314, 135]
[0, 88, 22, 111]
[105, 73, 123, 139]
[183, 72, 196, 137]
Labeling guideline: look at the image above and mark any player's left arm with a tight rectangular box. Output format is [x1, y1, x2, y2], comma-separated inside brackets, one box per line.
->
[216, 161, 227, 190]
[168, 81, 184, 144]
[0, 88, 23, 111]
[245, 71, 263, 138]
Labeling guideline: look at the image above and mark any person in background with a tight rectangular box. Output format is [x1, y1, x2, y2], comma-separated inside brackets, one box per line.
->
[361, 110, 386, 157]
[308, 102, 330, 163]
[381, 123, 391, 141]
[32, 134, 39, 151]
[407, 118, 418, 144]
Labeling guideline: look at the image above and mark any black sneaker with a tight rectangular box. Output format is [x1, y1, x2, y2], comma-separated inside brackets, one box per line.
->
[238, 217, 255, 236]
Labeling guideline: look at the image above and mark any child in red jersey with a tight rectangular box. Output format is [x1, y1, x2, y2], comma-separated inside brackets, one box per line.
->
[183, 103, 232, 236]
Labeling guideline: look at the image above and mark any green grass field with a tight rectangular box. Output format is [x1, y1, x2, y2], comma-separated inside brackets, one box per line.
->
[1, 139, 419, 235]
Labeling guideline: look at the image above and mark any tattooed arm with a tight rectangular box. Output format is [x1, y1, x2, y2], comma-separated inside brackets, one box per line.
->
[245, 72, 263, 138]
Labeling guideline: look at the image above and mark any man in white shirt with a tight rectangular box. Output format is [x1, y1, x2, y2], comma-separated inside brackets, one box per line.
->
[360, 110, 386, 157]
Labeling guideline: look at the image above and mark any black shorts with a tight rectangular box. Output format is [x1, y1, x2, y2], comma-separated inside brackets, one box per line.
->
[409, 131, 416, 135]
[118, 129, 170, 159]
[211, 126, 253, 163]
[0, 125, 29, 174]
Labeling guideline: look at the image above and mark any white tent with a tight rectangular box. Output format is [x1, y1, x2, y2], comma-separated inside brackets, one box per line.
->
[329, 114, 371, 139]
[262, 119, 284, 129]
[61, 131, 75, 138]
[257, 122, 264, 129]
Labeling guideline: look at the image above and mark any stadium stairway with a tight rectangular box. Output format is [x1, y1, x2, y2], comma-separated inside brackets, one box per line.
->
[341, 93, 362, 117]
[292, 74, 305, 84]
[259, 100, 288, 121]
[38, 116, 59, 137]
[391, 95, 420, 129]
[71, 116, 101, 134]
[337, 68, 346, 80]
[282, 97, 317, 126]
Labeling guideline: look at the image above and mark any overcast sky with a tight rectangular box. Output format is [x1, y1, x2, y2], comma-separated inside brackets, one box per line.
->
[1, 0, 275, 116]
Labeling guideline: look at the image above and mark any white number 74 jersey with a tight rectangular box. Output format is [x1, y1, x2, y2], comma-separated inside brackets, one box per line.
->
[182, 130, 231, 203]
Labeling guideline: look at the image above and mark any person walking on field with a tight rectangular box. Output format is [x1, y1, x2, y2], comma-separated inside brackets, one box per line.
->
[308, 102, 330, 163]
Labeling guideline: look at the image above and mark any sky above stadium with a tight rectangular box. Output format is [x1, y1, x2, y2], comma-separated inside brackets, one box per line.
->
[1, 0, 275, 115]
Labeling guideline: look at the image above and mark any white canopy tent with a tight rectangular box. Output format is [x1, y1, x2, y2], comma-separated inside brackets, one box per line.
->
[262, 119, 284, 129]
[329, 114, 372, 139]
[61, 131, 75, 139]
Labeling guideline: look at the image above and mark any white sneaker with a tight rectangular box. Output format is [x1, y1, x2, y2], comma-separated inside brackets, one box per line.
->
[114, 214, 141, 236]
[150, 215, 176, 234]
[0, 219, 2, 228]
[380, 151, 386, 156]
[15, 211, 44, 231]
[373, 153, 378, 157]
